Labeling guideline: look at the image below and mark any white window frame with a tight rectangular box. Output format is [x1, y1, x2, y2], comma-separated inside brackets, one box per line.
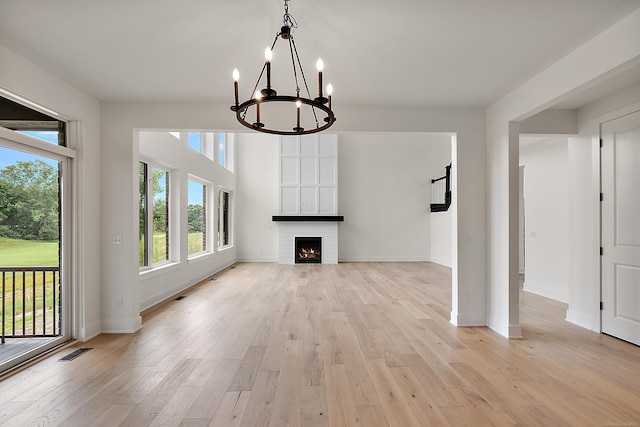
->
[139, 161, 172, 270]
[217, 133, 235, 172]
[187, 175, 212, 258]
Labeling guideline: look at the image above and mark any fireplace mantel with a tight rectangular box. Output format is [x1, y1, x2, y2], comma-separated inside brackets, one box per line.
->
[272, 215, 344, 222]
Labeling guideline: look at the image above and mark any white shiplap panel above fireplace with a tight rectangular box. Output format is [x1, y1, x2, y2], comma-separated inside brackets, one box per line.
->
[279, 134, 337, 214]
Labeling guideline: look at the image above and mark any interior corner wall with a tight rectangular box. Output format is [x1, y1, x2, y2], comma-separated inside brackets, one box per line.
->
[236, 132, 280, 262]
[337, 132, 451, 262]
[520, 138, 569, 303]
[0, 43, 103, 342]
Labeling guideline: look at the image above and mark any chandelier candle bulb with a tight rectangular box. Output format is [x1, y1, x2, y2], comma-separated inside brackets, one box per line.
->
[254, 91, 262, 127]
[316, 58, 324, 98]
[233, 68, 240, 107]
[294, 99, 304, 132]
[327, 83, 333, 109]
[265, 47, 273, 92]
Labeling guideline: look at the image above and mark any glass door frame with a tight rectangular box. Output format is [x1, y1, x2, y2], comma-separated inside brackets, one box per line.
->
[0, 127, 75, 371]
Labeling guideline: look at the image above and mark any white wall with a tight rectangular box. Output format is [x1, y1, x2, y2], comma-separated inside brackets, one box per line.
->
[0, 44, 103, 341]
[236, 133, 280, 262]
[431, 210, 452, 267]
[520, 138, 569, 302]
[337, 133, 449, 261]
[518, 166, 525, 273]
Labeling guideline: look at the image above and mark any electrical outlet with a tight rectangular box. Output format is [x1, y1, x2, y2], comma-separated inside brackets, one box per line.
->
[113, 235, 122, 245]
[116, 297, 123, 308]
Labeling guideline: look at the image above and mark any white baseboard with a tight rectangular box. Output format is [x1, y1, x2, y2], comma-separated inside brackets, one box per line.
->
[430, 257, 452, 268]
[523, 281, 568, 303]
[566, 309, 597, 331]
[140, 261, 236, 312]
[236, 257, 278, 263]
[338, 256, 428, 262]
[450, 312, 485, 326]
[102, 316, 143, 334]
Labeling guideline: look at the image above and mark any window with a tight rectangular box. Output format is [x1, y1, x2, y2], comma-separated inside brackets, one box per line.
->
[1, 95, 66, 146]
[217, 133, 234, 172]
[187, 132, 214, 160]
[188, 179, 206, 256]
[17, 130, 64, 146]
[218, 189, 231, 248]
[188, 132, 202, 153]
[218, 133, 226, 167]
[139, 162, 170, 267]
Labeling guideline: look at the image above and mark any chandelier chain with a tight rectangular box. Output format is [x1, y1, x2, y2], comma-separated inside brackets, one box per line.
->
[287, 37, 301, 97]
[289, 36, 320, 128]
[282, 0, 298, 30]
[241, 34, 280, 122]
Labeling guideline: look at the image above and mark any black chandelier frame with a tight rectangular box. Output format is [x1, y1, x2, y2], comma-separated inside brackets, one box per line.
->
[231, 0, 336, 136]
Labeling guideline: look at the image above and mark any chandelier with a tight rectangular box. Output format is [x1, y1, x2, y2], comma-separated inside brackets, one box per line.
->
[231, 0, 336, 135]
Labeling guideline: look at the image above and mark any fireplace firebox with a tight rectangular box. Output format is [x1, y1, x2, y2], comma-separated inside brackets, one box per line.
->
[295, 237, 322, 264]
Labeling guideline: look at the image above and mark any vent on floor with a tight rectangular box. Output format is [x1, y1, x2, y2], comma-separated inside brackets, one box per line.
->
[175, 295, 187, 300]
[59, 348, 92, 361]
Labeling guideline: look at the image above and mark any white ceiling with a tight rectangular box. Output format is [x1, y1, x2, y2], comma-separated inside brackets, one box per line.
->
[0, 0, 638, 109]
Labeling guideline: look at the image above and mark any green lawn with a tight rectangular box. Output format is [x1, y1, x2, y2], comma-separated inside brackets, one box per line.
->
[0, 237, 59, 266]
[0, 237, 60, 335]
[188, 232, 204, 255]
[139, 232, 206, 266]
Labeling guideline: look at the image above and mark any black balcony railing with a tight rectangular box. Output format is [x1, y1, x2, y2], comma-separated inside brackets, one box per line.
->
[430, 163, 452, 212]
[1, 266, 61, 344]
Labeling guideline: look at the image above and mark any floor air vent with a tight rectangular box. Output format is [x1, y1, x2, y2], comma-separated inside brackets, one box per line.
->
[59, 348, 92, 361]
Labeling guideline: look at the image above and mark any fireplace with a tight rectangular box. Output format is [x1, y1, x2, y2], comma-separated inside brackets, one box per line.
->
[273, 218, 341, 264]
[295, 237, 322, 264]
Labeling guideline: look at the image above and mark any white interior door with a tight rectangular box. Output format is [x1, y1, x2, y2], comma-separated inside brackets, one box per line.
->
[601, 110, 640, 346]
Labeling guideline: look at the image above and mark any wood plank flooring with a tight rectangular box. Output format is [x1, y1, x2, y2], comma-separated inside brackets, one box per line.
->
[1, 262, 639, 426]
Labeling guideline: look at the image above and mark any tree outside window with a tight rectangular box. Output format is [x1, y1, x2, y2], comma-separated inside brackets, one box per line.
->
[188, 179, 206, 256]
[139, 162, 169, 267]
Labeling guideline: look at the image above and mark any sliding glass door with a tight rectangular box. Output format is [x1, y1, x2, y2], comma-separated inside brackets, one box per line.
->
[0, 134, 72, 372]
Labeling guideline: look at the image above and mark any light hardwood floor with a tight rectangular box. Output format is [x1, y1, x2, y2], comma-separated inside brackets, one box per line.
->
[1, 262, 639, 426]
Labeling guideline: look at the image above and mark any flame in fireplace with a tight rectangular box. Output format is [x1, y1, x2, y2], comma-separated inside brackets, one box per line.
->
[298, 247, 320, 259]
